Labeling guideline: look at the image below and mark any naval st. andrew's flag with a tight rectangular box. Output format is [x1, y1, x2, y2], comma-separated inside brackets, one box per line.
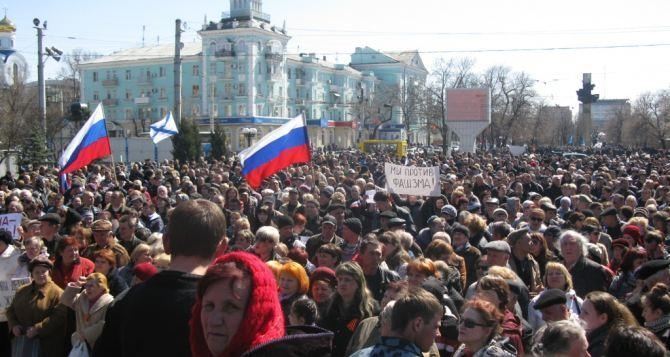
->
[150, 111, 179, 144]
[59, 103, 111, 175]
[238, 114, 310, 188]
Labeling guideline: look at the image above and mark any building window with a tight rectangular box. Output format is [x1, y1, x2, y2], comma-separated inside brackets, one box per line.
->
[193, 104, 200, 115]
[212, 104, 218, 116]
[160, 107, 167, 118]
[125, 70, 131, 80]
[193, 65, 200, 76]
[238, 83, 246, 96]
[93, 72, 98, 82]
[192, 85, 200, 97]
[225, 105, 232, 116]
[125, 91, 131, 100]
[125, 109, 132, 120]
[256, 104, 262, 115]
[224, 83, 232, 97]
[287, 69, 291, 79]
[93, 92, 99, 101]
[238, 105, 246, 116]
[160, 88, 166, 98]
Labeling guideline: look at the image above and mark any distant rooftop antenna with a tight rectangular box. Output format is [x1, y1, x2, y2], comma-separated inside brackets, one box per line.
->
[142, 25, 146, 47]
[157, 35, 159, 45]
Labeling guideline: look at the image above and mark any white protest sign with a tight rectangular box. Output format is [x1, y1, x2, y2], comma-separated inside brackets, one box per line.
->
[0, 213, 22, 240]
[0, 277, 31, 313]
[384, 163, 441, 197]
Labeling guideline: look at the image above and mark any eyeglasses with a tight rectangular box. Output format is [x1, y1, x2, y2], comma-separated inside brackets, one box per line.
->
[459, 318, 490, 328]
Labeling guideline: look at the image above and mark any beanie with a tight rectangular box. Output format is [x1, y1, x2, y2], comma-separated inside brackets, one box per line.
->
[189, 252, 285, 357]
[133, 262, 158, 282]
[343, 217, 363, 236]
[309, 266, 337, 291]
[622, 225, 642, 245]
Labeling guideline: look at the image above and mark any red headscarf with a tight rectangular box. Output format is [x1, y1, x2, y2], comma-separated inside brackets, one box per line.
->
[189, 252, 285, 357]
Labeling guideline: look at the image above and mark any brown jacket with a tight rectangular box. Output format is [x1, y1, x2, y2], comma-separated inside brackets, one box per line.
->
[82, 241, 130, 268]
[6, 280, 67, 357]
[60, 283, 114, 349]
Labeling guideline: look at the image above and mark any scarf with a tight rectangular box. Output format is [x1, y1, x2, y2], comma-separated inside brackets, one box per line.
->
[645, 314, 670, 334]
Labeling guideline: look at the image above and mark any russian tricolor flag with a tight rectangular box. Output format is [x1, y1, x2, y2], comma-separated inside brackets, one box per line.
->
[239, 114, 311, 188]
[59, 103, 112, 175]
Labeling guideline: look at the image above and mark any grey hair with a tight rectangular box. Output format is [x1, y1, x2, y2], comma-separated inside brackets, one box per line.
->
[380, 300, 396, 327]
[255, 226, 280, 245]
[531, 320, 586, 356]
[558, 230, 588, 258]
[432, 231, 451, 245]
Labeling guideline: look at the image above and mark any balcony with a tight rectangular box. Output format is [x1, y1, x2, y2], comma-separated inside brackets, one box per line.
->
[265, 53, 282, 61]
[137, 77, 152, 86]
[215, 49, 235, 58]
[102, 78, 118, 86]
[134, 97, 150, 105]
[102, 98, 118, 106]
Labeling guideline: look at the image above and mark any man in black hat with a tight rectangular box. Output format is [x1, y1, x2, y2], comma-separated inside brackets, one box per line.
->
[38, 213, 62, 256]
[371, 210, 396, 235]
[306, 215, 343, 261]
[276, 215, 298, 247]
[601, 207, 623, 239]
[534, 289, 570, 324]
[373, 191, 415, 235]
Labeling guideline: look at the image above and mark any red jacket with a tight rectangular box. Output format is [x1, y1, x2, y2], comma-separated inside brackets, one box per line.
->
[51, 257, 95, 289]
[501, 309, 524, 355]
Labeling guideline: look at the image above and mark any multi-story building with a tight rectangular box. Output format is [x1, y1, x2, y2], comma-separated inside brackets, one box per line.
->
[587, 99, 631, 131]
[80, 0, 427, 151]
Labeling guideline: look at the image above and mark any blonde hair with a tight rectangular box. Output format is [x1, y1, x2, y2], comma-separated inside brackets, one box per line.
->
[130, 244, 151, 263]
[153, 253, 171, 270]
[627, 217, 649, 231]
[86, 272, 109, 293]
[487, 266, 520, 281]
[467, 214, 487, 233]
[543, 262, 573, 291]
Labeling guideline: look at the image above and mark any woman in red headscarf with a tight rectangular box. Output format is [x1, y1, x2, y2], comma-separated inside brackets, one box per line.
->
[189, 251, 285, 357]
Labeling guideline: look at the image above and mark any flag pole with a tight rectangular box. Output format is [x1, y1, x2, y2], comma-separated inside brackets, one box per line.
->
[110, 154, 119, 188]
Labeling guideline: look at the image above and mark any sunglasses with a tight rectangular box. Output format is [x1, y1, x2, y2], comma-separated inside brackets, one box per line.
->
[460, 318, 490, 328]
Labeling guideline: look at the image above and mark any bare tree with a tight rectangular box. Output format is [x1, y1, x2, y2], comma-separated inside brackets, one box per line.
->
[480, 66, 537, 147]
[0, 78, 39, 163]
[352, 81, 397, 140]
[632, 91, 670, 149]
[58, 49, 98, 103]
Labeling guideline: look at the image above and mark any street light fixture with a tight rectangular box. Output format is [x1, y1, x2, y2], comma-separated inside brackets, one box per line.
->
[241, 127, 257, 147]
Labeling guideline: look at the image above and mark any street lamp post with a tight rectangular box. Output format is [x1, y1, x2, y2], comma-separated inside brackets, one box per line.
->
[241, 127, 257, 148]
[33, 18, 62, 152]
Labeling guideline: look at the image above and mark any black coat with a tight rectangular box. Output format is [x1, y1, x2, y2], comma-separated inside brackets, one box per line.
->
[243, 325, 334, 357]
[569, 256, 613, 298]
[94, 270, 200, 357]
[587, 325, 608, 357]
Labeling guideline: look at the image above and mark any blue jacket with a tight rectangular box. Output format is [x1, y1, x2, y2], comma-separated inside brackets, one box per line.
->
[350, 337, 423, 357]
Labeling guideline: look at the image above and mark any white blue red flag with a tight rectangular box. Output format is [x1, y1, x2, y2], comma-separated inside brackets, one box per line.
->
[150, 111, 179, 144]
[58, 103, 111, 175]
[238, 114, 310, 188]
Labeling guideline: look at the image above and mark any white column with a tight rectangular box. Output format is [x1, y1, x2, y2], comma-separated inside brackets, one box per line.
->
[247, 42, 255, 117]
[201, 50, 208, 116]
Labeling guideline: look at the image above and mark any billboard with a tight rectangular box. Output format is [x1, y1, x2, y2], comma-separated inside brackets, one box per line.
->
[446, 88, 491, 123]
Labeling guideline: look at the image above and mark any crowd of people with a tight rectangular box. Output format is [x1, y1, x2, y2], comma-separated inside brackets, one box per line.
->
[0, 147, 670, 356]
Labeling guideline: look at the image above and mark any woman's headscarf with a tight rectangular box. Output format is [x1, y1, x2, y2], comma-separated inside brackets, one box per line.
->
[189, 252, 285, 357]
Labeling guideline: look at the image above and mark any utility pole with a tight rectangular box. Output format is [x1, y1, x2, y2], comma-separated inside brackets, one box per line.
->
[173, 19, 183, 125]
[36, 24, 46, 138]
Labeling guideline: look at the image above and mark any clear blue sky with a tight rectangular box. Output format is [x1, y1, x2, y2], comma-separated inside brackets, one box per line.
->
[6, 0, 670, 111]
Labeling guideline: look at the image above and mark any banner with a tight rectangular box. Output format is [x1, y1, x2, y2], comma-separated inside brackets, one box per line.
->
[384, 163, 441, 197]
[0, 213, 22, 240]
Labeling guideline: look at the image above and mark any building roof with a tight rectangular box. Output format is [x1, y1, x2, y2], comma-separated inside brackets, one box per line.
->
[384, 50, 427, 72]
[0, 16, 16, 33]
[82, 42, 202, 65]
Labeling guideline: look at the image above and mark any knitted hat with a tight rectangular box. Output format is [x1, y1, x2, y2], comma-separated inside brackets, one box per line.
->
[133, 262, 158, 282]
[189, 252, 285, 357]
[309, 267, 337, 291]
[622, 225, 642, 245]
[343, 218, 363, 236]
[451, 223, 470, 237]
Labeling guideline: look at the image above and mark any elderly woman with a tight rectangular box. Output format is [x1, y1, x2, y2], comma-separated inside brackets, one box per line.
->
[278, 261, 309, 324]
[528, 261, 584, 332]
[60, 272, 114, 351]
[252, 226, 280, 262]
[14, 236, 48, 279]
[51, 236, 95, 289]
[118, 243, 153, 286]
[6, 257, 67, 357]
[189, 249, 281, 355]
[454, 299, 517, 356]
[474, 275, 524, 354]
[559, 230, 613, 298]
